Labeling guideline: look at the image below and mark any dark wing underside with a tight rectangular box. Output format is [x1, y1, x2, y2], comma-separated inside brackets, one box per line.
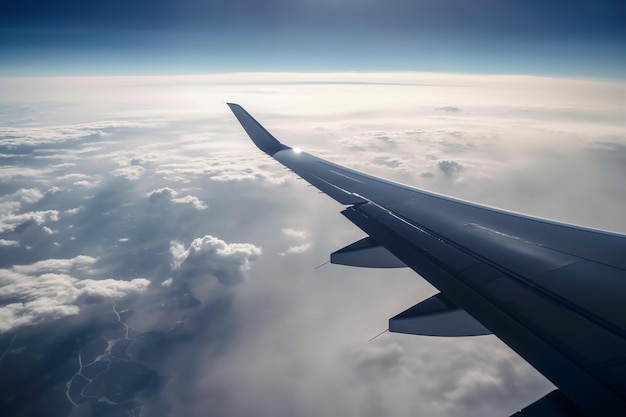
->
[228, 103, 626, 417]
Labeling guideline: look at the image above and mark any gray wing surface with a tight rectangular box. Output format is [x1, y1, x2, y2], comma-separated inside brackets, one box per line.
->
[227, 103, 626, 416]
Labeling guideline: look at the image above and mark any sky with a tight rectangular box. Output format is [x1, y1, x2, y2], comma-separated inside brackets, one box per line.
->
[1, 2, 626, 417]
[1, 0, 626, 77]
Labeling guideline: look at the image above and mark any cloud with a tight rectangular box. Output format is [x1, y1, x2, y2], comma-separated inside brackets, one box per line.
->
[438, 160, 464, 177]
[0, 256, 150, 332]
[156, 153, 290, 185]
[1, 71, 624, 416]
[64, 206, 84, 214]
[147, 187, 207, 210]
[438, 106, 462, 113]
[147, 186, 176, 201]
[112, 165, 145, 180]
[279, 242, 312, 256]
[279, 228, 312, 255]
[171, 195, 208, 210]
[73, 180, 100, 188]
[348, 341, 404, 375]
[0, 121, 145, 147]
[12, 188, 45, 204]
[371, 156, 403, 168]
[0, 188, 45, 208]
[282, 228, 309, 240]
[42, 226, 58, 234]
[0, 209, 59, 233]
[170, 235, 262, 286]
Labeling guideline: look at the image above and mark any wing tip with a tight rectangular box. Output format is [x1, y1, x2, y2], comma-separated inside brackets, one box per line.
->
[227, 103, 291, 156]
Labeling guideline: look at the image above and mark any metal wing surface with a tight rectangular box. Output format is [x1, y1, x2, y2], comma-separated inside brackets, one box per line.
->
[227, 103, 626, 416]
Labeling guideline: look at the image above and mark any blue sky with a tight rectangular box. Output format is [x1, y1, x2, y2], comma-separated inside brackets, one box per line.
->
[2, 0, 625, 77]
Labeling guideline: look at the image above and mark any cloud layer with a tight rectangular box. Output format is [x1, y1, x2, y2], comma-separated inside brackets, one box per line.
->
[0, 72, 625, 416]
[0, 256, 149, 332]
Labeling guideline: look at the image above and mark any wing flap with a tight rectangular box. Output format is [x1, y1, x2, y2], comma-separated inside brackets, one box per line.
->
[330, 237, 407, 268]
[389, 292, 492, 337]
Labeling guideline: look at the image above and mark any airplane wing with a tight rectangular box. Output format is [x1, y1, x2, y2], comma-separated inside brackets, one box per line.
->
[227, 103, 626, 417]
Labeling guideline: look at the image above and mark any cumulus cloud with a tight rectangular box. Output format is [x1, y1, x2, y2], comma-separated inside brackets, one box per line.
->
[147, 187, 207, 210]
[0, 256, 150, 332]
[170, 235, 262, 286]
[0, 188, 44, 208]
[12, 188, 45, 204]
[147, 186, 176, 201]
[0, 209, 59, 233]
[438, 160, 464, 177]
[0, 239, 20, 247]
[171, 195, 208, 210]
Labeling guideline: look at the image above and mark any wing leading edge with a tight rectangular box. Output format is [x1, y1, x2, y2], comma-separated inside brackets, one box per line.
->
[227, 103, 626, 416]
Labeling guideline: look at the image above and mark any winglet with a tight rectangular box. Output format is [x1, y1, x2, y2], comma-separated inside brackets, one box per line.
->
[227, 103, 291, 156]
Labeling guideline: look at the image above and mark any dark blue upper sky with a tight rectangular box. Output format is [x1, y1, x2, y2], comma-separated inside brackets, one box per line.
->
[1, 0, 625, 77]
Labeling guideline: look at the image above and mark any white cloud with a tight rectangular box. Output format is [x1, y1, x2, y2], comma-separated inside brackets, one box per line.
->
[0, 120, 143, 147]
[13, 188, 45, 204]
[112, 165, 146, 180]
[171, 195, 208, 210]
[170, 235, 262, 286]
[64, 206, 84, 214]
[42, 226, 58, 234]
[73, 180, 100, 188]
[147, 187, 207, 210]
[0, 209, 59, 233]
[0, 239, 20, 247]
[155, 153, 290, 185]
[282, 228, 309, 240]
[161, 277, 173, 287]
[279, 228, 312, 255]
[0, 256, 150, 332]
[0, 188, 44, 206]
[279, 242, 312, 256]
[147, 187, 176, 201]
